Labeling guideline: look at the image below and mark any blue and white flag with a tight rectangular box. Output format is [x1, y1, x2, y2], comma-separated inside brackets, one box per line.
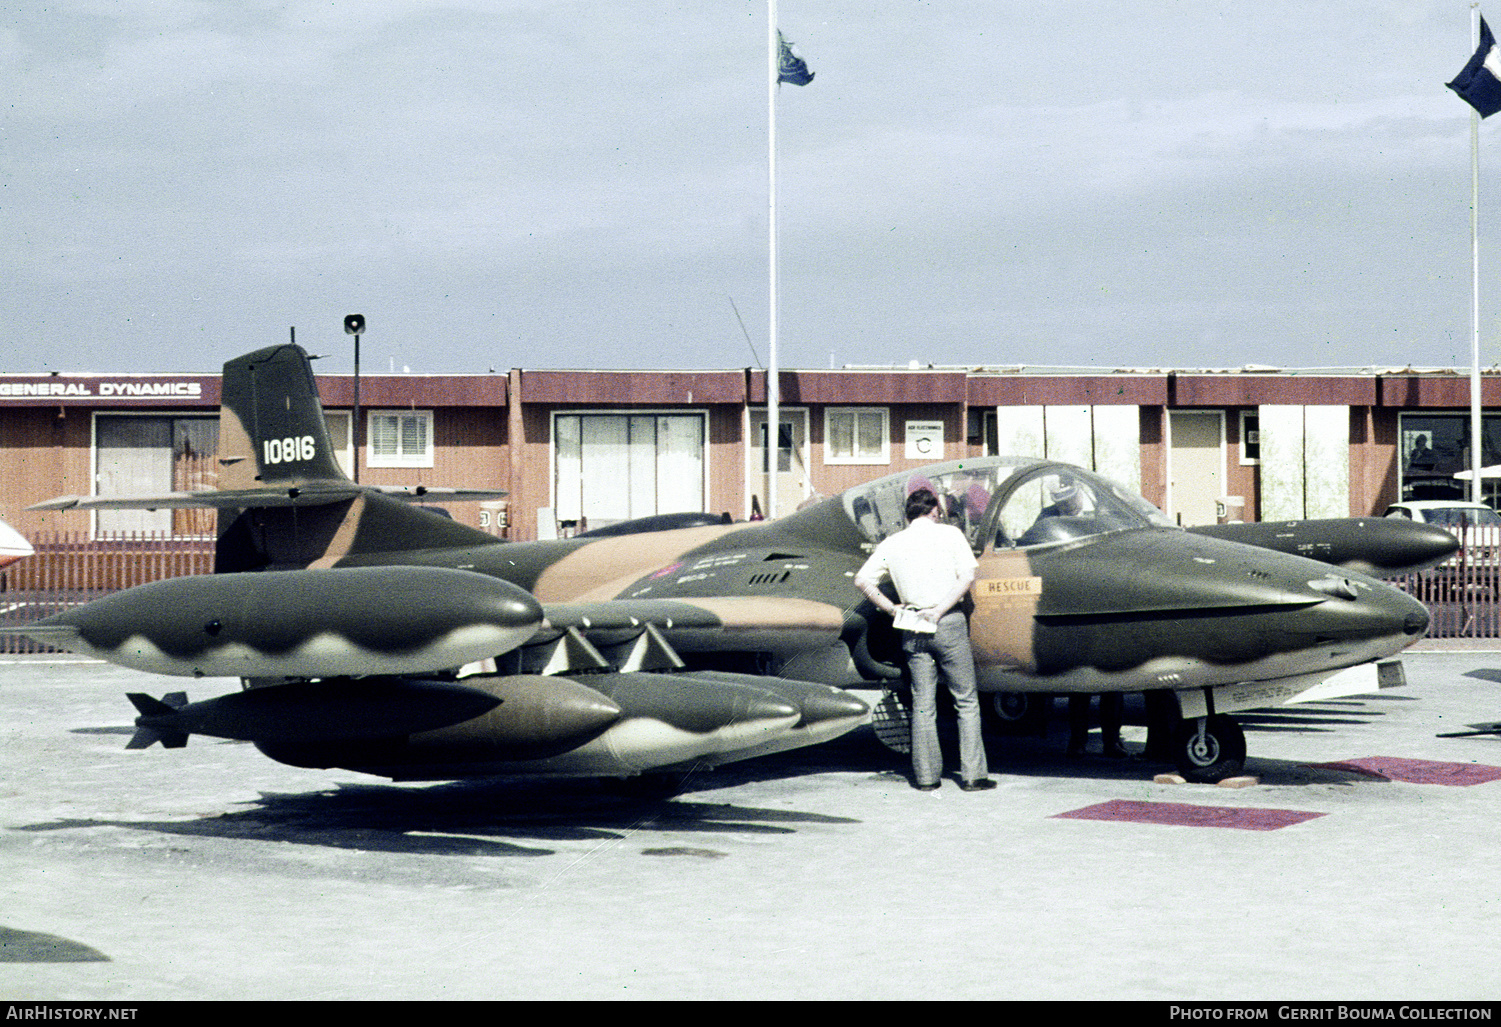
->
[778, 31, 814, 86]
[1449, 16, 1501, 117]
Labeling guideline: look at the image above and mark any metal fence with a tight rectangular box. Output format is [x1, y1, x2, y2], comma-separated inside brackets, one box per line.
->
[1389, 526, 1501, 639]
[0, 533, 215, 654]
[0, 528, 1498, 651]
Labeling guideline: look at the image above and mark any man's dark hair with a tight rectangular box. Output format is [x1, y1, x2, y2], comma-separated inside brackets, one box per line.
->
[905, 488, 940, 522]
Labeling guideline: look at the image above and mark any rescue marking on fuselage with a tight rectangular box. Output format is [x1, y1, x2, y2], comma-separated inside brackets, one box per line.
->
[976, 577, 1043, 602]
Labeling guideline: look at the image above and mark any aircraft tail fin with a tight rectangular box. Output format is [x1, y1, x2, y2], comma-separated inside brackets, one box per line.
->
[125, 692, 189, 749]
[217, 344, 349, 490]
[28, 342, 508, 571]
[210, 344, 504, 571]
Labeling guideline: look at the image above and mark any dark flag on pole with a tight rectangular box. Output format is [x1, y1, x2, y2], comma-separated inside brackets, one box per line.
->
[1449, 16, 1501, 117]
[778, 31, 814, 86]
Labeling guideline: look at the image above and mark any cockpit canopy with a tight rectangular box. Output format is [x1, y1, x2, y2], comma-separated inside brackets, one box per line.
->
[842, 457, 1177, 553]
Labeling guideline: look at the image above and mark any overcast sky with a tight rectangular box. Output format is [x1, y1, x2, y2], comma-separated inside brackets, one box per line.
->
[5, 1, 1501, 375]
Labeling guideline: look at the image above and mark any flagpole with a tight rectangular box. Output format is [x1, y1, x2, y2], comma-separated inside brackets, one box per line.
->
[1472, 2, 1485, 504]
[767, 0, 780, 519]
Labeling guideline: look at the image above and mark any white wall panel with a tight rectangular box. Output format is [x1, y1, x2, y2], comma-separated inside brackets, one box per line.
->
[992, 406, 1045, 459]
[1259, 405, 1306, 520]
[1092, 405, 1141, 492]
[1043, 405, 1093, 468]
[1303, 405, 1350, 518]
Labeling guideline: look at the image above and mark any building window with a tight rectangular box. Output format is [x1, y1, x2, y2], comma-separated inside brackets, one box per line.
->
[824, 407, 888, 464]
[367, 410, 433, 467]
[1398, 412, 1501, 506]
[325, 410, 353, 478]
[94, 414, 219, 537]
[1239, 411, 1260, 465]
[553, 412, 706, 531]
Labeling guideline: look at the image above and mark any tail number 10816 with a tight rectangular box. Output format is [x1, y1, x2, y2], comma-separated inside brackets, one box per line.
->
[264, 436, 316, 465]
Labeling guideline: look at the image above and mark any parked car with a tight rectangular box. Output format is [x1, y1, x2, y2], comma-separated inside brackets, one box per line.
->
[1383, 500, 1501, 528]
[1385, 501, 1501, 605]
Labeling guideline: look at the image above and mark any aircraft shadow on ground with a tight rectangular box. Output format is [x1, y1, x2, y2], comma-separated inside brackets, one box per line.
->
[14, 776, 861, 859]
[39, 692, 1409, 857]
[799, 722, 1400, 787]
[0, 925, 110, 964]
[1232, 698, 1390, 734]
[631, 691, 1415, 789]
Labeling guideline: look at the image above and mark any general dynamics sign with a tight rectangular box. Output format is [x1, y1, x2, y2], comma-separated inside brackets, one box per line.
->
[0, 378, 214, 403]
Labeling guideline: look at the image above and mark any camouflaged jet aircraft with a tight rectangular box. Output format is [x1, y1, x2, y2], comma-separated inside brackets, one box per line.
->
[18, 344, 1455, 783]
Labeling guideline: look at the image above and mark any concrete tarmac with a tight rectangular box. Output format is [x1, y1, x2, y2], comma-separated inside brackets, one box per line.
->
[2, 650, 1500, 1001]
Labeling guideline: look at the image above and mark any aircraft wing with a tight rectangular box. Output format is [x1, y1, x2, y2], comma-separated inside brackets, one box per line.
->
[516, 596, 849, 678]
[30, 484, 506, 512]
[539, 596, 847, 655]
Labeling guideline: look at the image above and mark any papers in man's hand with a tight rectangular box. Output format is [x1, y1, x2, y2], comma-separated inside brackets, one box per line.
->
[892, 605, 936, 633]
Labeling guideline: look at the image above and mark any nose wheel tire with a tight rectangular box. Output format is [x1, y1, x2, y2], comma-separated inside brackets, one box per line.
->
[1173, 714, 1246, 783]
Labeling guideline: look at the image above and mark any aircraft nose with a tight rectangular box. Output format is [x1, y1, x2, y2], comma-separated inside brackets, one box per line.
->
[1402, 595, 1430, 638]
[1304, 574, 1430, 649]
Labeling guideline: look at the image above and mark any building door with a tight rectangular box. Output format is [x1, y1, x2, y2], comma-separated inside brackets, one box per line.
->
[553, 412, 706, 533]
[93, 414, 219, 537]
[1167, 411, 1224, 526]
[748, 408, 809, 519]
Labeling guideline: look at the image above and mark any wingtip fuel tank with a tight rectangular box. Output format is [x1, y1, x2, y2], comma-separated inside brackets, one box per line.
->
[21, 566, 544, 678]
[1190, 517, 1461, 577]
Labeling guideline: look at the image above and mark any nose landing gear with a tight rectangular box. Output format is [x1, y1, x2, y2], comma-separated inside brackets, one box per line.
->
[1173, 714, 1246, 783]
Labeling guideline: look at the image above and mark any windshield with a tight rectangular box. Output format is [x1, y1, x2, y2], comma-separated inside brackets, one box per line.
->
[842, 457, 1172, 552]
[993, 466, 1166, 549]
[1420, 506, 1501, 528]
[843, 457, 1039, 550]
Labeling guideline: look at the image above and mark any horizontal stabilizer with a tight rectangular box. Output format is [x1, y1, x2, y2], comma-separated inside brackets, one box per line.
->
[29, 484, 507, 512]
[367, 486, 509, 502]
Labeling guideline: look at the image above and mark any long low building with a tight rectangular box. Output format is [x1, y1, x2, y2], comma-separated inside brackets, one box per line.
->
[1, 361, 1497, 541]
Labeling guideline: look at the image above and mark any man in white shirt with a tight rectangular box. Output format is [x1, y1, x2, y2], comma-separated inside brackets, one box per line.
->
[854, 487, 994, 792]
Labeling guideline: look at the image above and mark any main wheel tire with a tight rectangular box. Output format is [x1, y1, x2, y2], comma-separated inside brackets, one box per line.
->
[982, 692, 1051, 736]
[1173, 714, 1246, 782]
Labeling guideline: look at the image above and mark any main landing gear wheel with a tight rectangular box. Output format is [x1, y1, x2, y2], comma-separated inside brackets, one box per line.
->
[982, 692, 1050, 736]
[1173, 714, 1246, 783]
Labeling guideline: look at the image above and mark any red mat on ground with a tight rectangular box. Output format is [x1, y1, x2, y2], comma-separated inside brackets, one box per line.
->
[1310, 756, 1501, 786]
[1053, 799, 1325, 831]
